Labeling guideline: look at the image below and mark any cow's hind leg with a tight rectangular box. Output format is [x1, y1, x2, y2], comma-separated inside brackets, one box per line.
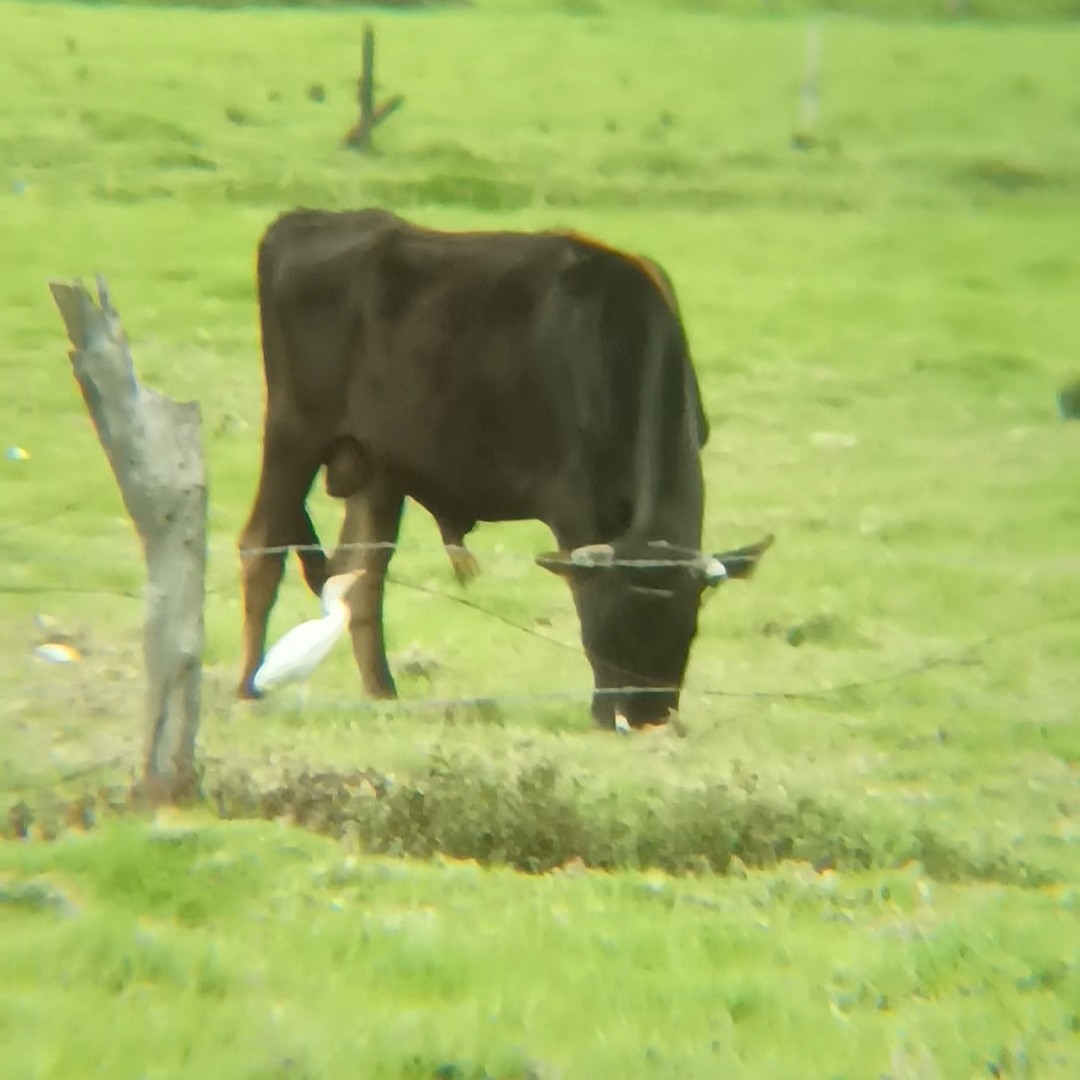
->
[331, 480, 405, 699]
[236, 434, 324, 698]
[436, 516, 480, 586]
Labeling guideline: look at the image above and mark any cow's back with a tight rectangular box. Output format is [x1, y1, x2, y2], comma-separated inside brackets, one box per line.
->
[353, 223, 636, 522]
[254, 208, 702, 538]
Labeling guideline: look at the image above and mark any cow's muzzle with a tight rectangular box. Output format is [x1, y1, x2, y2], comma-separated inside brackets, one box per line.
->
[591, 686, 679, 732]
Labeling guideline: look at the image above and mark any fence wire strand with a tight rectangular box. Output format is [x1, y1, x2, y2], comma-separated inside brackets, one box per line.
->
[5, 561, 1078, 709]
[5, 599, 1078, 806]
[5, 533, 1080, 576]
[4, 536, 1080, 757]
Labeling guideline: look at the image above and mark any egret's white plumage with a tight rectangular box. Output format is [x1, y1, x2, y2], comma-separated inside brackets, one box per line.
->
[251, 571, 364, 696]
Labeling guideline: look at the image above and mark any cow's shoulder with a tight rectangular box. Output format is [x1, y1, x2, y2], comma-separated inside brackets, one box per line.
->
[544, 229, 708, 449]
[543, 229, 679, 312]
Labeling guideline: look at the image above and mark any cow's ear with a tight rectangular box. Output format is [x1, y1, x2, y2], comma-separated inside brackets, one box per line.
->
[708, 533, 775, 583]
[536, 550, 572, 578]
[536, 543, 616, 578]
[569, 543, 616, 568]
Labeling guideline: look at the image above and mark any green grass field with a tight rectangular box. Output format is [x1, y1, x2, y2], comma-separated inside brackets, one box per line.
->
[1, 1, 1079, 1076]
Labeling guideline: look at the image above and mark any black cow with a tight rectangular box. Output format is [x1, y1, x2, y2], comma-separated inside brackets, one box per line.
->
[237, 208, 771, 729]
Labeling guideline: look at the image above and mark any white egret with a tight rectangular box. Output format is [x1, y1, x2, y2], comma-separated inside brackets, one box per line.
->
[251, 570, 365, 703]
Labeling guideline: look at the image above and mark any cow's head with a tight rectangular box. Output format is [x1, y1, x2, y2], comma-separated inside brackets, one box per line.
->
[536, 534, 773, 730]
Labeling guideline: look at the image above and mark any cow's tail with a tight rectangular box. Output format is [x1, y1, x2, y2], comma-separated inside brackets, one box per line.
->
[295, 509, 329, 599]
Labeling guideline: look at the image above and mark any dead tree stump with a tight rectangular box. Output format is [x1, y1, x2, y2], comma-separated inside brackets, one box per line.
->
[49, 276, 207, 807]
[343, 23, 405, 152]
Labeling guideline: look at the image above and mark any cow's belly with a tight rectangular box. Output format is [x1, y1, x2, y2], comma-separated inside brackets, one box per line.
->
[346, 337, 597, 533]
[392, 452, 551, 527]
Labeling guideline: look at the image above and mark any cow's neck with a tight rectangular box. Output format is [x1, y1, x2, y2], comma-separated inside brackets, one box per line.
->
[621, 328, 705, 553]
[624, 467, 703, 553]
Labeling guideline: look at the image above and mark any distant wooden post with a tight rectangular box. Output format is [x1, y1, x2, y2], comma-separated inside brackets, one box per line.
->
[792, 19, 823, 150]
[342, 23, 405, 152]
[1059, 376, 1080, 420]
[49, 276, 207, 806]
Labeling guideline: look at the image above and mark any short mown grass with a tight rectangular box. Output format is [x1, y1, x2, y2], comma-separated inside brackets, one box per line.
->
[2, 817, 1079, 1079]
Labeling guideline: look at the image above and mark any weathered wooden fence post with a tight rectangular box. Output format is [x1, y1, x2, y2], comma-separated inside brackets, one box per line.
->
[50, 276, 207, 806]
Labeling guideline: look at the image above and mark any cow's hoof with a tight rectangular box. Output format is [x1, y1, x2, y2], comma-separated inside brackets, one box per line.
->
[447, 545, 481, 586]
[367, 684, 400, 702]
[236, 677, 264, 701]
[614, 714, 631, 735]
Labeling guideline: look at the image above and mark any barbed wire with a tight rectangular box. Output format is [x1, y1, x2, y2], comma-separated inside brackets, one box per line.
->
[4, 534, 1080, 576]
[1, 538, 724, 571]
[3, 753, 135, 801]
[12, 545, 1067, 712]
[707, 606, 1080, 700]
[8, 595, 1079, 808]
[0, 583, 142, 599]
[207, 602, 1079, 712]
[5, 600, 1077, 808]
[0, 496, 112, 539]
[3, 534, 1078, 798]
[237, 544, 717, 571]
[9, 579, 1078, 717]
[5, 535, 1080, 689]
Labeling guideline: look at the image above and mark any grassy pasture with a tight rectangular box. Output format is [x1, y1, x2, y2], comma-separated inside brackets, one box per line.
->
[1, 1, 1079, 1076]
[23, 0, 1080, 20]
[1, 816, 1078, 1079]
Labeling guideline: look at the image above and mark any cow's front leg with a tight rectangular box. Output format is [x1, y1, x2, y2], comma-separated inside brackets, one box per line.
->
[237, 547, 287, 699]
[332, 482, 404, 699]
[295, 504, 329, 599]
[236, 433, 324, 698]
